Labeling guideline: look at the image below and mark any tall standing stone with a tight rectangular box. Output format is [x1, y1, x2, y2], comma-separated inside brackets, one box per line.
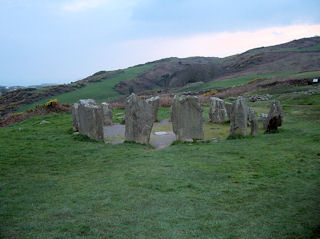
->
[266, 100, 283, 133]
[146, 96, 160, 122]
[248, 108, 258, 135]
[209, 97, 226, 123]
[225, 102, 232, 120]
[72, 103, 80, 131]
[170, 95, 204, 141]
[125, 93, 154, 144]
[101, 102, 113, 126]
[78, 99, 104, 141]
[229, 96, 248, 137]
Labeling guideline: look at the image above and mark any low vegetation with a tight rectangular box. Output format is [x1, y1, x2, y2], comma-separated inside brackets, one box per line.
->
[1, 90, 320, 238]
[17, 64, 155, 113]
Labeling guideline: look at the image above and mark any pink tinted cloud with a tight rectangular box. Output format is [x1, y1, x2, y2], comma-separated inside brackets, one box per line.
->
[117, 24, 320, 65]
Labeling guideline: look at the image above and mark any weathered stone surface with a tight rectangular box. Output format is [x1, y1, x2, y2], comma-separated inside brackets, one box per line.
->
[125, 93, 154, 144]
[249, 94, 272, 102]
[225, 102, 232, 120]
[72, 103, 79, 131]
[229, 96, 248, 137]
[266, 100, 283, 133]
[248, 107, 258, 135]
[101, 102, 113, 126]
[170, 95, 204, 141]
[78, 99, 104, 141]
[209, 97, 226, 123]
[40, 120, 50, 125]
[146, 96, 160, 122]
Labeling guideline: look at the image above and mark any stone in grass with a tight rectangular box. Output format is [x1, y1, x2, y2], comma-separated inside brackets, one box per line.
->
[266, 100, 283, 133]
[170, 95, 204, 141]
[125, 93, 154, 144]
[72, 103, 80, 131]
[209, 97, 226, 123]
[211, 138, 218, 143]
[101, 102, 113, 126]
[146, 96, 160, 122]
[248, 107, 259, 135]
[40, 120, 50, 124]
[78, 99, 104, 141]
[229, 96, 248, 137]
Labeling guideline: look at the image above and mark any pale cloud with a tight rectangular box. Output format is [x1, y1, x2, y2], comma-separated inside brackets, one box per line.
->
[116, 24, 320, 66]
[60, 0, 143, 12]
[61, 0, 108, 12]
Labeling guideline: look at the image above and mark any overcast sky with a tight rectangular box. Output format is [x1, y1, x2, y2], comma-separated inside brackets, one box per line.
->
[1, 0, 320, 86]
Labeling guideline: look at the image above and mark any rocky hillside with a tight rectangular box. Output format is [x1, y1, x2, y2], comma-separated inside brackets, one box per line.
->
[1, 37, 320, 118]
[0, 70, 123, 117]
[114, 37, 320, 94]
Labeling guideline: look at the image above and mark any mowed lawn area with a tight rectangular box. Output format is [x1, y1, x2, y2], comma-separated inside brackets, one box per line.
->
[1, 93, 320, 238]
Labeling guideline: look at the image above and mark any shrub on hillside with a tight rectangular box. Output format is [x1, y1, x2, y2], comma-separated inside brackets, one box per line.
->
[202, 89, 218, 97]
[199, 96, 211, 104]
[159, 95, 174, 107]
[34, 99, 70, 114]
[0, 99, 70, 127]
[109, 101, 126, 109]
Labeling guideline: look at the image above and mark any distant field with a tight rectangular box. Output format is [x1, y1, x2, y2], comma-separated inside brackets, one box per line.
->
[1, 90, 320, 238]
[174, 72, 291, 93]
[18, 64, 154, 112]
[18, 69, 320, 113]
[273, 45, 320, 52]
[289, 70, 320, 79]
[174, 71, 320, 94]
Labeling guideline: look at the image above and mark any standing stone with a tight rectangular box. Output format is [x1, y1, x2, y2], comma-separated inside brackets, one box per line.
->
[125, 93, 154, 144]
[225, 102, 232, 120]
[72, 103, 80, 131]
[101, 102, 113, 126]
[248, 108, 258, 135]
[146, 96, 160, 122]
[229, 96, 248, 137]
[78, 99, 104, 141]
[266, 100, 283, 133]
[209, 97, 226, 123]
[170, 95, 204, 141]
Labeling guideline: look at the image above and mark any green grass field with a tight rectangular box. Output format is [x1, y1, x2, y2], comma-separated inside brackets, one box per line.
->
[1, 90, 320, 238]
[18, 64, 154, 112]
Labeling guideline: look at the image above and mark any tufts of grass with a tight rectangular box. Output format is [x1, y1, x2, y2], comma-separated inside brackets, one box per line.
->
[1, 93, 320, 238]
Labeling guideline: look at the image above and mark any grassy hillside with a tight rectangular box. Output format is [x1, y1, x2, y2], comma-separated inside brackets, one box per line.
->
[1, 36, 318, 117]
[1, 90, 320, 238]
[18, 64, 154, 112]
[174, 71, 320, 93]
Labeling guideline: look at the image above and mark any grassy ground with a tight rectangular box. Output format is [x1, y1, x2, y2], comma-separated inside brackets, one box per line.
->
[18, 64, 154, 112]
[1, 92, 320, 238]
